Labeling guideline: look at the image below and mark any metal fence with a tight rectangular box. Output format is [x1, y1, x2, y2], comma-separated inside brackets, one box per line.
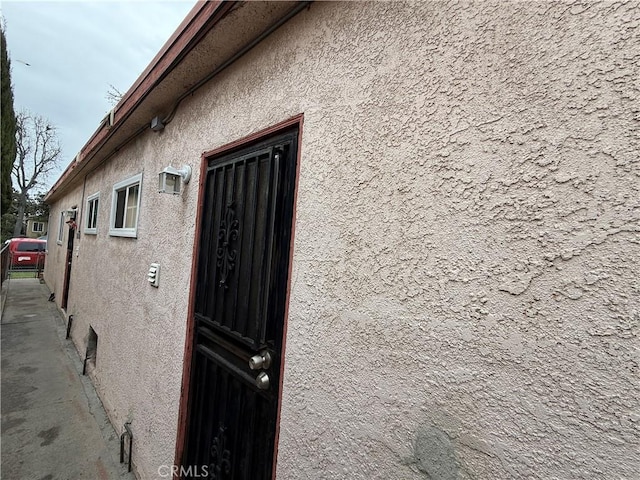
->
[1, 245, 45, 285]
[1, 243, 9, 286]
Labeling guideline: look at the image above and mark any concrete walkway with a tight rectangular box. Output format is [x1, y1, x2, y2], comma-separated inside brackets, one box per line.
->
[1, 278, 135, 480]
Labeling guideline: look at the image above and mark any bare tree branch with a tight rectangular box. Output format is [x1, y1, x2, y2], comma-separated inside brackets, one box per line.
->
[12, 110, 62, 236]
[105, 83, 124, 107]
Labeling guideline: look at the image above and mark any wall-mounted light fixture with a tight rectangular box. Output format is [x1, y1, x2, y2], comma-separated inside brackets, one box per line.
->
[158, 165, 192, 195]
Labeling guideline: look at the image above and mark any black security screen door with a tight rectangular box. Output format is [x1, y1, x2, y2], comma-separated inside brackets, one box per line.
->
[184, 128, 298, 479]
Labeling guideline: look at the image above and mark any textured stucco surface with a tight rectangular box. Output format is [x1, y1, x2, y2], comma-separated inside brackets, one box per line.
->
[45, 1, 638, 479]
[46, 143, 198, 478]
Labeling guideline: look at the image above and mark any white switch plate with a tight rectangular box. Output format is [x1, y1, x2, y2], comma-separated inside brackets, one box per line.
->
[147, 263, 160, 287]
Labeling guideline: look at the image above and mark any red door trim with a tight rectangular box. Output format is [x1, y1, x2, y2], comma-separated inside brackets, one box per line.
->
[202, 114, 304, 158]
[271, 114, 304, 479]
[173, 149, 208, 478]
[173, 113, 304, 478]
[61, 226, 76, 310]
[61, 249, 72, 309]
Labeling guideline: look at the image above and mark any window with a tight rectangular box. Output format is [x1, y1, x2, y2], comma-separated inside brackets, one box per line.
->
[16, 241, 46, 252]
[32, 222, 44, 233]
[57, 212, 65, 244]
[85, 193, 100, 234]
[109, 173, 142, 237]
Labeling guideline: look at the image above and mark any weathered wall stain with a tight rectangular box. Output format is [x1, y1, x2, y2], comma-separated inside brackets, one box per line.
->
[412, 426, 460, 480]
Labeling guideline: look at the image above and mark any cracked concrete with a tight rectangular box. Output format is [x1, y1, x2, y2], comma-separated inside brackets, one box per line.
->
[1, 278, 134, 480]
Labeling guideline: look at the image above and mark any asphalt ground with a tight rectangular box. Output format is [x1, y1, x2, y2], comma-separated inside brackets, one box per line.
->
[1, 278, 135, 480]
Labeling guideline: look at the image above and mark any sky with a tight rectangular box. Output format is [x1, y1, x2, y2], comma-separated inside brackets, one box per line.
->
[1, 0, 197, 193]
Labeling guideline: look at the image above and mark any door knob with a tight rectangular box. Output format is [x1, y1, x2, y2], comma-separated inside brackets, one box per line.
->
[249, 351, 272, 370]
[255, 372, 270, 390]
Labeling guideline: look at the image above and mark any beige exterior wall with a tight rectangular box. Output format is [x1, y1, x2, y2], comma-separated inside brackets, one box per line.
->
[45, 2, 638, 479]
[46, 191, 83, 293]
[45, 149, 197, 476]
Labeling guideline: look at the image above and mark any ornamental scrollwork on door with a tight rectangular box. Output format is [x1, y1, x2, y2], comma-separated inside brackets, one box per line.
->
[209, 425, 231, 479]
[216, 203, 239, 288]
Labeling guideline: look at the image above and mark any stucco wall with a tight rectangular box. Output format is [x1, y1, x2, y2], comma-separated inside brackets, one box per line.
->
[45, 140, 200, 477]
[46, 1, 638, 479]
[45, 187, 83, 296]
[262, 2, 639, 478]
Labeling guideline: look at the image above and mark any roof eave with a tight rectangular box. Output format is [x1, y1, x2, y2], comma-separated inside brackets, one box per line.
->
[44, 0, 233, 203]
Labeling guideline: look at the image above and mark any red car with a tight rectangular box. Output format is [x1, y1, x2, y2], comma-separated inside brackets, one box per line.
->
[5, 238, 47, 269]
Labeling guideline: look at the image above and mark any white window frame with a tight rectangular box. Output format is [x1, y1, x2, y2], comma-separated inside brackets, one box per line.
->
[84, 192, 100, 235]
[57, 212, 65, 245]
[32, 221, 44, 233]
[109, 173, 143, 238]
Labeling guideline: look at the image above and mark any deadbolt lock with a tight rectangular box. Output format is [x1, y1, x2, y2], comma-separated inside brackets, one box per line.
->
[249, 351, 272, 370]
